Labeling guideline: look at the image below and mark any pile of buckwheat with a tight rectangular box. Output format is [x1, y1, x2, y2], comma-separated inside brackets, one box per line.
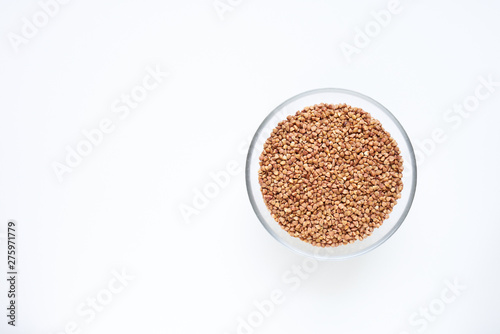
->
[258, 103, 403, 247]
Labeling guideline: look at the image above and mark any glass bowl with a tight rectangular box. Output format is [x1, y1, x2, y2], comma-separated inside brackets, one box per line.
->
[246, 88, 417, 260]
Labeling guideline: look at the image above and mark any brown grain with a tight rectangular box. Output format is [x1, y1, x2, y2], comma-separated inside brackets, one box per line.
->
[258, 103, 403, 247]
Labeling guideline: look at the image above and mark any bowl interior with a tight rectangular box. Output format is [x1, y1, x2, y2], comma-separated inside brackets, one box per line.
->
[246, 88, 417, 260]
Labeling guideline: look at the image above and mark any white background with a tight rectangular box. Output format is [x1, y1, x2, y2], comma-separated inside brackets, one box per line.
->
[1, 0, 500, 333]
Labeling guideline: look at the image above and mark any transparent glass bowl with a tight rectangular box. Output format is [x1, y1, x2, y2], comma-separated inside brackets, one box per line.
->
[246, 88, 417, 260]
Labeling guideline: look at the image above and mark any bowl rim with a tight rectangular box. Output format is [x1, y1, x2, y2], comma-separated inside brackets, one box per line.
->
[245, 88, 418, 260]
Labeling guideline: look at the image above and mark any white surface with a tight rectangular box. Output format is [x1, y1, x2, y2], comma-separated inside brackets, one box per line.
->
[0, 0, 499, 333]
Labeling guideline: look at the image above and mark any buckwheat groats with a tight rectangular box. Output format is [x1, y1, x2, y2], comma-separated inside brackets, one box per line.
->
[258, 103, 403, 247]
